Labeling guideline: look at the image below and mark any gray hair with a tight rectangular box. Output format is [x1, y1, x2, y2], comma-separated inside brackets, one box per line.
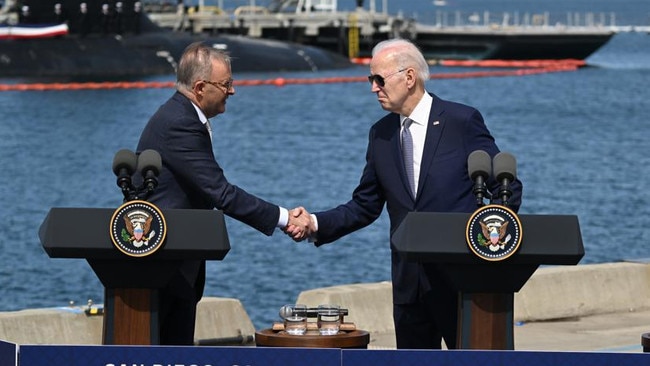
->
[176, 42, 231, 92]
[372, 39, 430, 83]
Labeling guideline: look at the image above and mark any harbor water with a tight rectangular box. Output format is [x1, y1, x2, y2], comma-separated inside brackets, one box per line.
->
[1, 0, 650, 330]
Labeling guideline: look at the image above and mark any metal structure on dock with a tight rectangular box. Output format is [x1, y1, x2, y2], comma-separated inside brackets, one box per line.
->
[147, 0, 618, 60]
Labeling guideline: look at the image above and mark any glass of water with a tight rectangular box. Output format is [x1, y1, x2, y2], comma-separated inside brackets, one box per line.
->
[317, 304, 341, 335]
[282, 304, 308, 335]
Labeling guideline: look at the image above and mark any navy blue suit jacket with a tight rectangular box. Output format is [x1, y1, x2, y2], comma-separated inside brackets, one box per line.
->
[314, 93, 523, 304]
[137, 91, 279, 292]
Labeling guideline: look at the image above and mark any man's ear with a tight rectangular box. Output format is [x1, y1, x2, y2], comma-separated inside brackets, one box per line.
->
[406, 68, 416, 88]
[193, 80, 205, 96]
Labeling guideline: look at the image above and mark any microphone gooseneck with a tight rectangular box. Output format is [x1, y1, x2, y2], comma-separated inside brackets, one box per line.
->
[467, 150, 491, 207]
[112, 149, 137, 199]
[137, 149, 162, 195]
[493, 152, 517, 207]
[112, 149, 163, 202]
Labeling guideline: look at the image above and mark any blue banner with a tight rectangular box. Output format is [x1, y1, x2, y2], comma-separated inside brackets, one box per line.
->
[18, 345, 340, 366]
[342, 349, 648, 366]
[0, 340, 16, 366]
[17, 345, 649, 366]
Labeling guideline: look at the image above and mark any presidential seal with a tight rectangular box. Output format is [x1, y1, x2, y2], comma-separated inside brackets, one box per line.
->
[109, 200, 167, 257]
[465, 204, 522, 261]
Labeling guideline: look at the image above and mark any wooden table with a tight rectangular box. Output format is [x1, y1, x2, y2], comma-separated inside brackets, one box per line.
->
[255, 329, 370, 349]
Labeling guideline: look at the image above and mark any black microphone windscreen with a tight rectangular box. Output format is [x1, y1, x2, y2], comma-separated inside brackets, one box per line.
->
[112, 149, 137, 176]
[137, 149, 162, 176]
[493, 152, 517, 181]
[468, 150, 491, 180]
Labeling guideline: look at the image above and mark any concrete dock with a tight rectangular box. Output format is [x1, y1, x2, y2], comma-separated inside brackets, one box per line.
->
[0, 262, 648, 352]
[297, 261, 650, 352]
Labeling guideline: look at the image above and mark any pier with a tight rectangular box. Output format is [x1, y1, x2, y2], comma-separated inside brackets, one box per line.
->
[145, 1, 624, 60]
[1, 261, 648, 352]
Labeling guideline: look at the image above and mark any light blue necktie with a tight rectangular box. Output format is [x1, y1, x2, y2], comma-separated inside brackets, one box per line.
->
[402, 118, 415, 197]
[206, 119, 213, 139]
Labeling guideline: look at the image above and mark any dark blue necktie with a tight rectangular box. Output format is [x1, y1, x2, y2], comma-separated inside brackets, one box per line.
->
[402, 118, 415, 197]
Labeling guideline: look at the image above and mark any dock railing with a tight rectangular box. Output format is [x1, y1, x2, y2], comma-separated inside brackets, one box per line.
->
[431, 11, 618, 29]
[147, 7, 632, 37]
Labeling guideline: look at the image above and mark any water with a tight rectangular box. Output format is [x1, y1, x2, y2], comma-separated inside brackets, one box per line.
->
[1, 0, 650, 330]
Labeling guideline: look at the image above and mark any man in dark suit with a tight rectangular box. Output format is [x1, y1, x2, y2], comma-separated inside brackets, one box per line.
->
[137, 42, 310, 345]
[287, 39, 522, 349]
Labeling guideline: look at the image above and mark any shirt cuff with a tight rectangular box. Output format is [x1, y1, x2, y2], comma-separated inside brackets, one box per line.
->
[277, 207, 289, 228]
[308, 214, 319, 242]
[310, 214, 318, 231]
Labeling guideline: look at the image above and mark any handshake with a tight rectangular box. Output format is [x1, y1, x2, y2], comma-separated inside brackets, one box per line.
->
[284, 207, 316, 242]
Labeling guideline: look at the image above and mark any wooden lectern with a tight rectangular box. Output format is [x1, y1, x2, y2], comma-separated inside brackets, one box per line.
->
[392, 211, 584, 350]
[39, 207, 230, 345]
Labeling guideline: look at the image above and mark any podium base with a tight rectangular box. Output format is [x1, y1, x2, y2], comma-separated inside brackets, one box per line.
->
[103, 288, 160, 345]
[458, 292, 514, 350]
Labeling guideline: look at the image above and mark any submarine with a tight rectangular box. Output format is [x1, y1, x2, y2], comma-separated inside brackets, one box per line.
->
[0, 0, 352, 80]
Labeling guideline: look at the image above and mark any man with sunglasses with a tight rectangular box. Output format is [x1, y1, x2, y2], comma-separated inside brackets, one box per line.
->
[137, 42, 312, 345]
[287, 39, 522, 349]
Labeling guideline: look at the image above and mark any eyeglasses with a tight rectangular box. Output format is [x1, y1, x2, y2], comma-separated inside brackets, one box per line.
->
[203, 78, 234, 91]
[367, 68, 407, 87]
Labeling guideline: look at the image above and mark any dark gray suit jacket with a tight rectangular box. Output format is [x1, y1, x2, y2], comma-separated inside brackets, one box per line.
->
[137, 91, 279, 295]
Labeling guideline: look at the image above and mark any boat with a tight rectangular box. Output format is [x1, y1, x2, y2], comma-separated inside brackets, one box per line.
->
[146, 0, 616, 61]
[0, 0, 352, 80]
[411, 22, 615, 61]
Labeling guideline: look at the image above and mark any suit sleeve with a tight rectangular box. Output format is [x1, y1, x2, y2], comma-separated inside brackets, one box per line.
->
[155, 107, 279, 236]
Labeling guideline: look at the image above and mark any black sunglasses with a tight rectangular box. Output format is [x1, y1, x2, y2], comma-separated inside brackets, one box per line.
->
[367, 68, 407, 87]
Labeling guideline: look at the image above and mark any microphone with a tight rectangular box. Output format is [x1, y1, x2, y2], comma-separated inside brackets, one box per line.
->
[493, 152, 517, 206]
[137, 149, 162, 193]
[467, 150, 491, 207]
[279, 306, 349, 319]
[112, 149, 137, 196]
